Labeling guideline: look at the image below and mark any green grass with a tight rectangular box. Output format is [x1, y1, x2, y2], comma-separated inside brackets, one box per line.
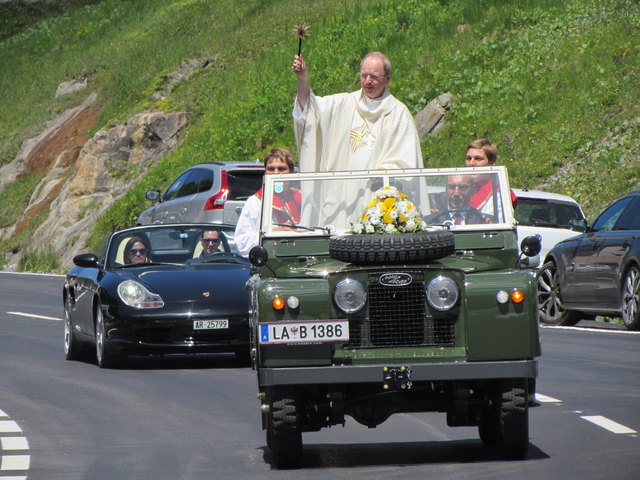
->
[1, 0, 639, 264]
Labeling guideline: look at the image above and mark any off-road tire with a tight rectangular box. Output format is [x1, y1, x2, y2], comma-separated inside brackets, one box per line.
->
[497, 380, 529, 460]
[536, 261, 582, 326]
[621, 264, 640, 330]
[329, 231, 455, 265]
[268, 388, 302, 469]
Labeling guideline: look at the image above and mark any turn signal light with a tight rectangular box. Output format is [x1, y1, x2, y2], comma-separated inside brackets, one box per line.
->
[511, 289, 525, 303]
[272, 297, 286, 310]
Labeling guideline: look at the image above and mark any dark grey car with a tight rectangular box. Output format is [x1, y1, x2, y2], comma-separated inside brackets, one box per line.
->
[137, 161, 265, 225]
[537, 189, 640, 330]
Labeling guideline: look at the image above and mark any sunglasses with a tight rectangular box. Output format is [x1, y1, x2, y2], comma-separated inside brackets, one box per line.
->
[447, 183, 472, 192]
[129, 248, 148, 255]
[202, 238, 220, 244]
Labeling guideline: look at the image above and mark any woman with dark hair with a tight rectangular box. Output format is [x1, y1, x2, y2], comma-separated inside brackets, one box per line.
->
[124, 236, 151, 264]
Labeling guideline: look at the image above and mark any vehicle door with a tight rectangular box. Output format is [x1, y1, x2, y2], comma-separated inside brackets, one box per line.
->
[560, 198, 632, 304]
[161, 170, 201, 223]
[595, 196, 640, 307]
[223, 168, 265, 224]
[149, 171, 191, 223]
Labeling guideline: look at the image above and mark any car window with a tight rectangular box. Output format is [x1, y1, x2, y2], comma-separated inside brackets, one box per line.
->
[163, 171, 191, 201]
[515, 199, 584, 228]
[227, 170, 264, 200]
[592, 196, 634, 232]
[178, 169, 205, 197]
[614, 196, 640, 230]
[197, 169, 214, 193]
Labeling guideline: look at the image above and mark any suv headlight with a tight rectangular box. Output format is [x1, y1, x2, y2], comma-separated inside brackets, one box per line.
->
[426, 276, 459, 311]
[118, 280, 164, 309]
[334, 279, 366, 314]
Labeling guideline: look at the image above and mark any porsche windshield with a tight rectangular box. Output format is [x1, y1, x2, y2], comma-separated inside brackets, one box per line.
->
[260, 167, 515, 236]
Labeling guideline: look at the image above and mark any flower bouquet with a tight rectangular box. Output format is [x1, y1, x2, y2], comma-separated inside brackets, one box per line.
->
[351, 186, 428, 235]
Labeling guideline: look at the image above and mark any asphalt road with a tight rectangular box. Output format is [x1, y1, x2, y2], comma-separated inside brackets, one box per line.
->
[0, 272, 638, 479]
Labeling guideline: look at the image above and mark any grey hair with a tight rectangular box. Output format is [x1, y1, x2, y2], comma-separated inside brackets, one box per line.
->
[361, 52, 391, 76]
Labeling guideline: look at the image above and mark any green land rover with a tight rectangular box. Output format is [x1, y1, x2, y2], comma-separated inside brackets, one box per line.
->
[247, 166, 541, 469]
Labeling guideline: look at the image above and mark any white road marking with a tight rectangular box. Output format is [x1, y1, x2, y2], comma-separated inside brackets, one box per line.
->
[0, 422, 21, 433]
[541, 325, 640, 335]
[581, 415, 637, 434]
[0, 455, 30, 471]
[7, 311, 61, 322]
[0, 412, 30, 478]
[1, 437, 29, 451]
[535, 393, 562, 403]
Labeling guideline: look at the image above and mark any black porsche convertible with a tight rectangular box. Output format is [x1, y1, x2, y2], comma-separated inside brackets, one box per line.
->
[63, 224, 251, 368]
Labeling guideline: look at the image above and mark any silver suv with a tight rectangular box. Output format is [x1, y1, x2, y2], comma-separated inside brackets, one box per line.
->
[137, 162, 265, 225]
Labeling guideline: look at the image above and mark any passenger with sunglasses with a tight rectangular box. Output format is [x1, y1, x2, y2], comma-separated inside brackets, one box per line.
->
[124, 236, 151, 264]
[199, 229, 223, 258]
[427, 174, 495, 225]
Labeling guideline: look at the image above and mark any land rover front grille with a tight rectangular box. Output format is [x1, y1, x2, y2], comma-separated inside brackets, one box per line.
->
[346, 271, 455, 348]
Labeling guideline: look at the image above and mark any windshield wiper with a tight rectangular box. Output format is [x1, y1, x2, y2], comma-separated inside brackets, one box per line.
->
[273, 223, 334, 234]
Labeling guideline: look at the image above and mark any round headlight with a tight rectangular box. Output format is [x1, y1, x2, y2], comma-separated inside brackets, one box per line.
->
[334, 279, 366, 314]
[426, 276, 459, 311]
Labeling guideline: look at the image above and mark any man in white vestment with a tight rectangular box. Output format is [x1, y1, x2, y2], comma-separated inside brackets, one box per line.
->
[291, 52, 424, 228]
[292, 51, 422, 172]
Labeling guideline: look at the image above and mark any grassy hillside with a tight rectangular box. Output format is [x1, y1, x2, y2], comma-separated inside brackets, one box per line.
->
[0, 0, 639, 266]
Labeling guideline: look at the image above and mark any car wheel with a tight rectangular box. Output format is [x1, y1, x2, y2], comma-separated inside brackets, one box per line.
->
[536, 261, 581, 326]
[329, 231, 455, 265]
[478, 405, 498, 447]
[267, 387, 302, 469]
[95, 301, 123, 369]
[64, 296, 84, 361]
[497, 379, 529, 460]
[621, 265, 640, 330]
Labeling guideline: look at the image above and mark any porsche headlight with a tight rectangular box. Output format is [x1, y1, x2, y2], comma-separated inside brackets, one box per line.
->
[334, 279, 366, 314]
[117, 280, 164, 309]
[426, 276, 459, 311]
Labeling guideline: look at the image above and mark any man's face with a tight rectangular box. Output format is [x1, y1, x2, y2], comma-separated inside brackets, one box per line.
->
[465, 148, 494, 185]
[201, 230, 221, 256]
[360, 55, 389, 99]
[447, 174, 474, 209]
[265, 158, 292, 174]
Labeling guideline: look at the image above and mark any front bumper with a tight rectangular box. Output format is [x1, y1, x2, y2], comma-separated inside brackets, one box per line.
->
[258, 359, 537, 386]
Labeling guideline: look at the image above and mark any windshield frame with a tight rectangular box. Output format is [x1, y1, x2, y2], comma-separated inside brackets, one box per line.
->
[259, 166, 515, 240]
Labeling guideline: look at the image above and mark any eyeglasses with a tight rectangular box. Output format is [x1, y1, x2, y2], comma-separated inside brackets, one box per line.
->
[129, 248, 148, 256]
[447, 183, 472, 192]
[265, 166, 290, 173]
[202, 238, 220, 244]
[360, 73, 387, 81]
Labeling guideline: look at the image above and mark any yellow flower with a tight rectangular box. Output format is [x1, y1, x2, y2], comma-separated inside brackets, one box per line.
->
[383, 213, 394, 224]
[399, 214, 408, 223]
[361, 213, 369, 221]
[399, 192, 408, 198]
[366, 198, 380, 208]
[381, 197, 396, 212]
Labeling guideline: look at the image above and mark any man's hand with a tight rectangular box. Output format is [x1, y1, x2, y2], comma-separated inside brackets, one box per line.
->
[292, 55, 310, 110]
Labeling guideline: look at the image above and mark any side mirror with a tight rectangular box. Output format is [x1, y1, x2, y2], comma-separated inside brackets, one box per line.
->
[249, 245, 269, 267]
[145, 190, 161, 203]
[520, 234, 542, 258]
[73, 253, 99, 268]
[569, 218, 588, 232]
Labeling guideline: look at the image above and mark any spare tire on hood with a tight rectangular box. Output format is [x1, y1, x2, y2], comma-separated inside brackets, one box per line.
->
[329, 231, 455, 265]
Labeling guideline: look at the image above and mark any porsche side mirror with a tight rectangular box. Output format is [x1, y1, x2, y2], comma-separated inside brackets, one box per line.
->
[73, 253, 99, 268]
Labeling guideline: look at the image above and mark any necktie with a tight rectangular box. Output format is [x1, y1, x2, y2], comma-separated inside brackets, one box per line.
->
[453, 213, 463, 225]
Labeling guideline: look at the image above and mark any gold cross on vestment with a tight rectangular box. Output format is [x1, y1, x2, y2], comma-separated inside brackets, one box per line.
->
[349, 123, 369, 152]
